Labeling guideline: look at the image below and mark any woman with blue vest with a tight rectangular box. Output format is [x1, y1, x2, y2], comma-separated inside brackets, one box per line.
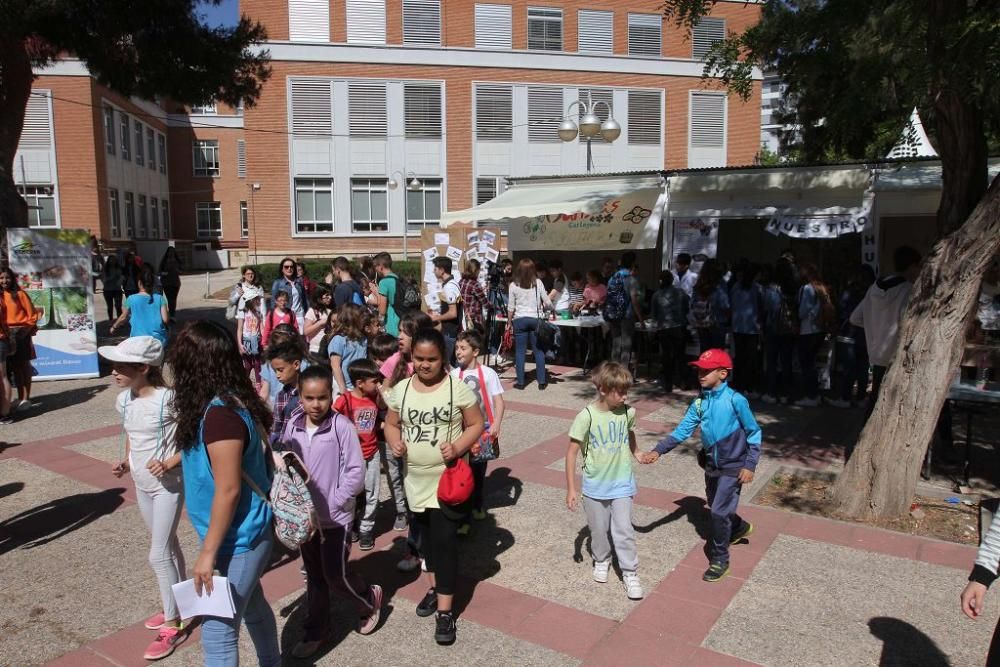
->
[167, 320, 280, 666]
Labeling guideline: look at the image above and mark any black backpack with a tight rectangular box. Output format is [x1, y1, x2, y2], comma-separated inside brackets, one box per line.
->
[384, 274, 421, 315]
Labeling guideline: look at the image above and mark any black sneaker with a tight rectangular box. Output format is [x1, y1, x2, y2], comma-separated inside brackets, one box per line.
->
[359, 531, 375, 551]
[702, 562, 730, 583]
[434, 611, 456, 645]
[350, 529, 360, 543]
[416, 588, 438, 617]
[730, 522, 754, 545]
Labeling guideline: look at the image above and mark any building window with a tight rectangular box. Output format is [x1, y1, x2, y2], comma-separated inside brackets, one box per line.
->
[21, 186, 57, 228]
[109, 189, 121, 238]
[402, 0, 440, 46]
[476, 177, 498, 205]
[628, 13, 662, 56]
[196, 202, 223, 238]
[151, 197, 160, 238]
[146, 128, 156, 170]
[134, 121, 144, 166]
[158, 133, 167, 174]
[527, 86, 563, 142]
[191, 103, 217, 114]
[689, 92, 727, 167]
[295, 179, 334, 233]
[627, 90, 662, 145]
[692, 17, 725, 60]
[577, 10, 613, 54]
[578, 88, 613, 142]
[237, 139, 247, 178]
[527, 7, 562, 51]
[124, 192, 135, 238]
[240, 201, 249, 238]
[193, 140, 220, 177]
[120, 114, 131, 161]
[404, 83, 442, 139]
[289, 0, 330, 41]
[346, 0, 386, 44]
[104, 106, 116, 155]
[475, 85, 513, 141]
[348, 83, 388, 138]
[475, 3, 512, 49]
[351, 179, 388, 232]
[162, 200, 170, 237]
[406, 178, 442, 229]
[137, 194, 148, 238]
[290, 79, 334, 137]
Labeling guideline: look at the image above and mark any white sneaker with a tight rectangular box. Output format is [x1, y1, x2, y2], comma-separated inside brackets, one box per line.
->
[760, 394, 778, 404]
[592, 559, 610, 583]
[622, 572, 644, 600]
[826, 398, 851, 408]
[793, 397, 820, 407]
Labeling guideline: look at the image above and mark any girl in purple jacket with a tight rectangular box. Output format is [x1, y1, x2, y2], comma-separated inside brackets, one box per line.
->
[280, 365, 384, 659]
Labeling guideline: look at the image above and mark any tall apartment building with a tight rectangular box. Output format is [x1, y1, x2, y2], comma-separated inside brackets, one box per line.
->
[239, 0, 763, 262]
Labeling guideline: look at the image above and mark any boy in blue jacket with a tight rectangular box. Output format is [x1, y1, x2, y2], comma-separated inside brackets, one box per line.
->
[640, 349, 761, 583]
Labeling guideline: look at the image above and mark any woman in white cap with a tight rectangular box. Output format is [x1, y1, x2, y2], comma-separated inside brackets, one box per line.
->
[236, 285, 265, 387]
[100, 336, 187, 661]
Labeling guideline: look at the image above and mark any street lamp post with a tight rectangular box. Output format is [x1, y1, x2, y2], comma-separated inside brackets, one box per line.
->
[558, 94, 622, 172]
[388, 170, 423, 260]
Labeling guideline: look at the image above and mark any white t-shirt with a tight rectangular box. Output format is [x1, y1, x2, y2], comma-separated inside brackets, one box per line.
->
[116, 387, 180, 493]
[304, 307, 329, 353]
[440, 279, 460, 305]
[451, 364, 504, 424]
[508, 279, 552, 320]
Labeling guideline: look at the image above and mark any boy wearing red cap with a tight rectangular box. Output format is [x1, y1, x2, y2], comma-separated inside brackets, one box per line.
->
[639, 349, 761, 583]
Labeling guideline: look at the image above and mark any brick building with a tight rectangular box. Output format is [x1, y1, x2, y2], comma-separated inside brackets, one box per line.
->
[14, 0, 762, 267]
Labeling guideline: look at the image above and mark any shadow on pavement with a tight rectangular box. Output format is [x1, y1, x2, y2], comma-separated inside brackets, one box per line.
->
[633, 495, 711, 541]
[0, 487, 125, 555]
[868, 617, 950, 667]
[0, 481, 25, 499]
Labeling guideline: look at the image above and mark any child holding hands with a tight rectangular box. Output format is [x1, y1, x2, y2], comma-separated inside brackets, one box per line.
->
[566, 361, 643, 600]
[640, 349, 761, 583]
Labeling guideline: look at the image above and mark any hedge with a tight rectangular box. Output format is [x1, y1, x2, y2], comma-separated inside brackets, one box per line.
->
[246, 260, 423, 289]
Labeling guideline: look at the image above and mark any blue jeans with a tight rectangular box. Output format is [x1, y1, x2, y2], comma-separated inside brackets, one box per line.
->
[200, 534, 280, 667]
[513, 317, 546, 386]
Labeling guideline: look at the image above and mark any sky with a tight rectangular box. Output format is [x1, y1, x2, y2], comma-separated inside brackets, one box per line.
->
[196, 0, 239, 28]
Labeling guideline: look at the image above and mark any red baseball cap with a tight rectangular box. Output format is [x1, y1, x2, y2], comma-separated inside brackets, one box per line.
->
[689, 349, 733, 370]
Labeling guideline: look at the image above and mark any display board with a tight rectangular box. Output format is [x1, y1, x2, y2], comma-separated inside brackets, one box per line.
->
[7, 228, 99, 380]
[671, 217, 719, 273]
[418, 226, 502, 312]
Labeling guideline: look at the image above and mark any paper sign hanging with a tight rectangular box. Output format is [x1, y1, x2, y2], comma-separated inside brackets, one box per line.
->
[445, 245, 463, 261]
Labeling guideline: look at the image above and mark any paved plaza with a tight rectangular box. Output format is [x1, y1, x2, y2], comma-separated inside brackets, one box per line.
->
[0, 272, 995, 666]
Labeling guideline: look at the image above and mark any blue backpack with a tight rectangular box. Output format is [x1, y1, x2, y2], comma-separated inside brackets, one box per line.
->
[603, 269, 630, 321]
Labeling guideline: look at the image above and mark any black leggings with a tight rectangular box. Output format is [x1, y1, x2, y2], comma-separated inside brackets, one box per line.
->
[103, 289, 123, 320]
[412, 508, 460, 595]
[163, 284, 180, 317]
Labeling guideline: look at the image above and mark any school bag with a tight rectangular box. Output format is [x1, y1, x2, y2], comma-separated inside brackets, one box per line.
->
[459, 365, 499, 462]
[771, 289, 799, 336]
[603, 269, 630, 322]
[688, 293, 714, 328]
[814, 284, 838, 334]
[383, 274, 421, 315]
[242, 420, 318, 550]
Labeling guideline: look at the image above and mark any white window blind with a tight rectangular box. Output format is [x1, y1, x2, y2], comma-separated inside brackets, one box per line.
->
[476, 178, 498, 205]
[290, 79, 333, 137]
[628, 13, 661, 56]
[403, 0, 441, 46]
[577, 10, 613, 54]
[627, 90, 661, 145]
[289, 0, 330, 42]
[527, 86, 562, 142]
[578, 88, 613, 142]
[527, 7, 562, 51]
[475, 85, 513, 141]
[692, 17, 725, 60]
[237, 139, 247, 178]
[475, 4, 512, 49]
[346, 0, 386, 44]
[404, 83, 442, 139]
[20, 91, 52, 149]
[348, 83, 388, 137]
[689, 92, 726, 167]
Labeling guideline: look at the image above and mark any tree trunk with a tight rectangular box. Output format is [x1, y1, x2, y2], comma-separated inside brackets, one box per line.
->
[0, 39, 33, 241]
[830, 175, 1000, 519]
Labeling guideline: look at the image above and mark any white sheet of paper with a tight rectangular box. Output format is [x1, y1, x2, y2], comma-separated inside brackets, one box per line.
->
[171, 577, 235, 619]
[467, 231, 479, 245]
[478, 241, 489, 255]
[452, 268, 462, 283]
[466, 248, 479, 261]
[446, 245, 463, 261]
[485, 248, 500, 263]
[422, 247, 438, 261]
[482, 231, 497, 245]
[434, 232, 450, 246]
[424, 292, 440, 310]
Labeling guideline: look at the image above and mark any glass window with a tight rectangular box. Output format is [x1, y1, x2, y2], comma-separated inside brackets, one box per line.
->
[402, 0, 440, 46]
[104, 106, 116, 155]
[191, 103, 217, 114]
[120, 114, 131, 161]
[195, 202, 223, 238]
[193, 140, 220, 177]
[527, 7, 562, 51]
[22, 186, 57, 228]
[150, 197, 160, 238]
[294, 179, 334, 234]
[124, 192, 135, 238]
[240, 201, 249, 238]
[406, 178, 442, 229]
[627, 13, 662, 56]
[158, 133, 167, 174]
[351, 179, 388, 232]
[162, 200, 170, 238]
[134, 121, 144, 166]
[137, 194, 148, 238]
[109, 189, 121, 238]
[146, 128, 156, 171]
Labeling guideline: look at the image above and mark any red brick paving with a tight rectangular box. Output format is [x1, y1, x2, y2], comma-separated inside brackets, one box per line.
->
[2, 396, 978, 667]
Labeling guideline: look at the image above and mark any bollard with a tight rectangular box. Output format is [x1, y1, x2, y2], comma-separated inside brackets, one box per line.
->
[204, 271, 211, 298]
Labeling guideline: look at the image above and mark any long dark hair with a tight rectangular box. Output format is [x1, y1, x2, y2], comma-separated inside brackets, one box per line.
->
[168, 320, 272, 449]
[159, 246, 180, 273]
[0, 268, 19, 294]
[138, 265, 156, 304]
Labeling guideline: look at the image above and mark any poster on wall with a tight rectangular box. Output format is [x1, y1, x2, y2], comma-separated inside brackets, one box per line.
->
[7, 229, 99, 380]
[671, 217, 719, 272]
